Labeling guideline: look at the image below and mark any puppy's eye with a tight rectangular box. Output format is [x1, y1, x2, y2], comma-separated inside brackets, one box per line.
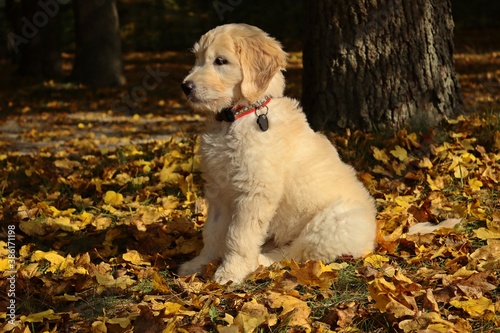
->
[214, 57, 228, 66]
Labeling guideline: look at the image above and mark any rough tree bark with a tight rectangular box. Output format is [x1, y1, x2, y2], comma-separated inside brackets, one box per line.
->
[302, 0, 463, 132]
[71, 0, 125, 86]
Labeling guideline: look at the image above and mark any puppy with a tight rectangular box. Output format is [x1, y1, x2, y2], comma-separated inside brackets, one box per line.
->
[179, 24, 377, 284]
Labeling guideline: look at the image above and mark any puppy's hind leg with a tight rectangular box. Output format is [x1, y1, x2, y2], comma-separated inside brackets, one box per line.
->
[265, 203, 376, 264]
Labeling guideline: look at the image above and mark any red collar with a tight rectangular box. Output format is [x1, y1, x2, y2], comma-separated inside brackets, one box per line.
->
[215, 97, 271, 122]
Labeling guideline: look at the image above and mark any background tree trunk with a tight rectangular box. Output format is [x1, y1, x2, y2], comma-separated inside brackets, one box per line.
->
[302, 0, 464, 132]
[71, 0, 125, 86]
[6, 0, 62, 78]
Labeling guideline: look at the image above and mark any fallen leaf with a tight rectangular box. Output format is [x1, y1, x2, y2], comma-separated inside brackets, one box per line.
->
[268, 292, 311, 330]
[122, 250, 151, 266]
[152, 271, 170, 293]
[363, 254, 389, 268]
[288, 260, 338, 289]
[390, 145, 408, 162]
[104, 191, 124, 205]
[450, 297, 495, 319]
[21, 310, 61, 323]
[229, 300, 277, 333]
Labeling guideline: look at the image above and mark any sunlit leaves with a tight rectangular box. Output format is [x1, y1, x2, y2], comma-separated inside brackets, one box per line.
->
[2, 107, 500, 332]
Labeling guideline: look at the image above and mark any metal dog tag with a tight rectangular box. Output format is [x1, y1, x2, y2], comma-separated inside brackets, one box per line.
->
[257, 114, 269, 132]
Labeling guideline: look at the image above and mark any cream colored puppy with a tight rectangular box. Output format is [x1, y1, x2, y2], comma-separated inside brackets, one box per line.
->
[179, 24, 377, 284]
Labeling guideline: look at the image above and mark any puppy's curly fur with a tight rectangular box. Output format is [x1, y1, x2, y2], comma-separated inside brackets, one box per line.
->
[179, 24, 377, 284]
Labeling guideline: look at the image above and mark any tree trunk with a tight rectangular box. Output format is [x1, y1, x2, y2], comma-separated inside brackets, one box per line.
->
[71, 0, 125, 86]
[302, 0, 463, 132]
[6, 0, 62, 78]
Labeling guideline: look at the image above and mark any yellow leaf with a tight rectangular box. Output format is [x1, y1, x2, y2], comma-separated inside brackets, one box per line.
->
[461, 152, 476, 163]
[54, 159, 80, 170]
[0, 258, 14, 272]
[450, 131, 467, 138]
[21, 309, 61, 323]
[427, 174, 445, 191]
[450, 297, 495, 318]
[231, 300, 276, 333]
[369, 277, 397, 312]
[92, 216, 112, 230]
[364, 254, 389, 268]
[446, 115, 466, 124]
[328, 262, 349, 270]
[399, 311, 465, 332]
[91, 321, 107, 333]
[468, 178, 483, 191]
[221, 313, 235, 325]
[50, 216, 81, 232]
[160, 169, 184, 185]
[487, 218, 500, 233]
[31, 250, 64, 266]
[49, 206, 76, 217]
[474, 227, 500, 240]
[406, 132, 420, 148]
[390, 145, 408, 162]
[268, 292, 311, 330]
[107, 317, 131, 328]
[418, 157, 433, 169]
[31, 251, 86, 276]
[426, 324, 459, 333]
[52, 294, 83, 302]
[95, 272, 135, 290]
[104, 191, 123, 205]
[372, 147, 390, 164]
[288, 260, 337, 289]
[170, 150, 185, 159]
[152, 301, 196, 317]
[95, 272, 116, 286]
[392, 161, 406, 176]
[78, 211, 94, 225]
[122, 250, 150, 266]
[470, 240, 500, 270]
[115, 173, 132, 185]
[453, 165, 469, 179]
[394, 196, 413, 208]
[372, 165, 392, 177]
[0, 241, 7, 256]
[152, 271, 170, 293]
[385, 298, 416, 318]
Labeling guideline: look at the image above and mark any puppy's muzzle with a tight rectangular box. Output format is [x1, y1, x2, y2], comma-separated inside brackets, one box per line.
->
[181, 81, 195, 97]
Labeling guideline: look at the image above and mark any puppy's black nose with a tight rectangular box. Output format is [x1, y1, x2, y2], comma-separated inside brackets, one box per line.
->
[181, 81, 195, 96]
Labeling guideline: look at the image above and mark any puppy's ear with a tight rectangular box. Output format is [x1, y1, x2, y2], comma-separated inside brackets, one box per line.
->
[236, 33, 287, 103]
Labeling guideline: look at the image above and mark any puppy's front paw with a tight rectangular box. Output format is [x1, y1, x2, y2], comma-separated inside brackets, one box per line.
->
[213, 266, 246, 285]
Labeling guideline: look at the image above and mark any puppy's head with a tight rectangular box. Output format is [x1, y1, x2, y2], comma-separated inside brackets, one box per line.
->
[181, 24, 287, 113]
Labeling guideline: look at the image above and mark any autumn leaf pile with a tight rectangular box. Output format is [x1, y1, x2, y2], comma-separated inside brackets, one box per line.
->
[1, 51, 500, 332]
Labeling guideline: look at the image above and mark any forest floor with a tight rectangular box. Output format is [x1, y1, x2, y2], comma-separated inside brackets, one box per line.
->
[1, 33, 500, 332]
